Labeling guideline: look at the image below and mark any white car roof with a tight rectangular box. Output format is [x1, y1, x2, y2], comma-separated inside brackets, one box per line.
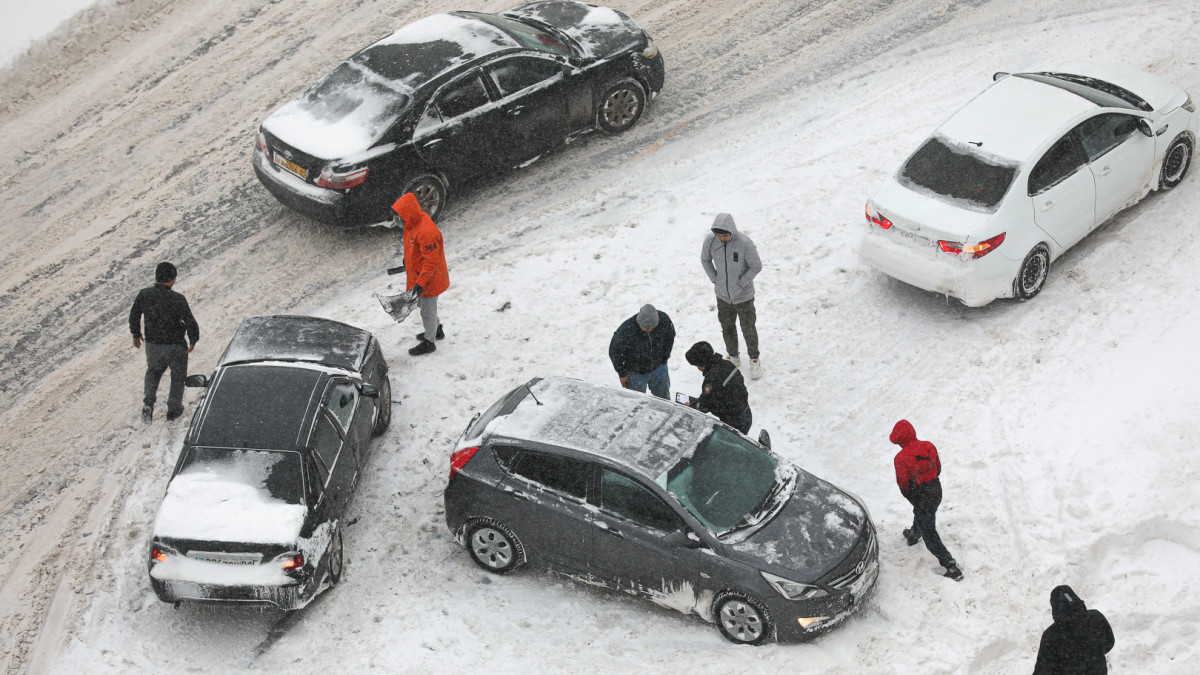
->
[937, 74, 1096, 163]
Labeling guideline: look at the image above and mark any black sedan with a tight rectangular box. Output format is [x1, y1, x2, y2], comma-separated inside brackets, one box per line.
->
[148, 315, 391, 610]
[443, 376, 878, 644]
[253, 1, 665, 225]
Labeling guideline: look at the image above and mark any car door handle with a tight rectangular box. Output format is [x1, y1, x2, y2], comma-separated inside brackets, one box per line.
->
[1098, 165, 1112, 176]
[421, 139, 443, 151]
[595, 521, 623, 537]
[1041, 200, 1054, 211]
[506, 107, 527, 117]
[511, 490, 531, 501]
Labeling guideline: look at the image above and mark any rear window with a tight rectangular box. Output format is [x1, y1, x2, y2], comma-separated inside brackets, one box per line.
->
[178, 447, 305, 505]
[898, 136, 1018, 212]
[299, 62, 410, 136]
[464, 383, 531, 439]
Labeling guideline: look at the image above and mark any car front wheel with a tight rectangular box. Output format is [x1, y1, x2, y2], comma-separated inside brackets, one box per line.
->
[466, 521, 524, 574]
[1015, 244, 1050, 300]
[401, 174, 447, 220]
[597, 79, 646, 134]
[1160, 134, 1193, 190]
[713, 592, 773, 645]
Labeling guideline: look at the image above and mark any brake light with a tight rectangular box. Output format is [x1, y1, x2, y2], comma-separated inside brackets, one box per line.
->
[938, 232, 1005, 259]
[255, 128, 268, 154]
[865, 203, 892, 230]
[150, 547, 168, 564]
[449, 446, 480, 479]
[282, 553, 304, 571]
[316, 165, 369, 190]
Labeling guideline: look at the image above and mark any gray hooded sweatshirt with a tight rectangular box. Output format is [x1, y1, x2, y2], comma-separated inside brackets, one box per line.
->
[701, 213, 762, 304]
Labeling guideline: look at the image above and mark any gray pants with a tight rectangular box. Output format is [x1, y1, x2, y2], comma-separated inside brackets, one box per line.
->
[419, 296, 439, 341]
[144, 342, 188, 414]
[717, 297, 759, 360]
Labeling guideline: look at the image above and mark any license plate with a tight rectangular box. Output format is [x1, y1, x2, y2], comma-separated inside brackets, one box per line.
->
[893, 227, 935, 249]
[188, 551, 260, 565]
[273, 153, 308, 180]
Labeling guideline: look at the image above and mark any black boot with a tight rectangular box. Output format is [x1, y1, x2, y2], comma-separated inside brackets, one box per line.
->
[414, 324, 445, 341]
[943, 561, 964, 581]
[903, 528, 921, 546]
[141, 405, 153, 424]
[409, 338, 436, 356]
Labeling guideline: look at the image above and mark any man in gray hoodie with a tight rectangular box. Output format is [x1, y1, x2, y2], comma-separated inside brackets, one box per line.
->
[701, 213, 763, 378]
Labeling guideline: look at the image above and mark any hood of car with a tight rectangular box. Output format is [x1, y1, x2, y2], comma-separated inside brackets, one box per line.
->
[872, 177, 999, 242]
[722, 470, 868, 581]
[504, 2, 645, 60]
[153, 461, 307, 546]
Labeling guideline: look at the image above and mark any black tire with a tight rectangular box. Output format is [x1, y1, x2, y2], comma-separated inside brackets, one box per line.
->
[596, 78, 646, 134]
[401, 174, 447, 220]
[466, 520, 524, 574]
[1159, 134, 1193, 190]
[371, 376, 391, 436]
[713, 592, 773, 645]
[1014, 244, 1050, 300]
[326, 529, 344, 587]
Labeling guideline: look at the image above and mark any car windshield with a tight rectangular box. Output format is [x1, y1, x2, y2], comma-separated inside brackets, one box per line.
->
[898, 136, 1018, 212]
[658, 427, 792, 538]
[474, 14, 575, 58]
[178, 447, 305, 505]
[1025, 72, 1152, 112]
[298, 61, 411, 135]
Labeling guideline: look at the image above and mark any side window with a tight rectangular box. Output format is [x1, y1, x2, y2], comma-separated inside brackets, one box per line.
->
[599, 469, 682, 532]
[323, 381, 358, 431]
[311, 415, 342, 482]
[434, 73, 490, 119]
[493, 446, 520, 471]
[1028, 133, 1087, 196]
[1076, 113, 1140, 161]
[304, 455, 324, 507]
[486, 57, 562, 97]
[509, 450, 588, 500]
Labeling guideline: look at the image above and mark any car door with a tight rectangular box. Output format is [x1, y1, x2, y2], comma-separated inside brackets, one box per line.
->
[1076, 112, 1155, 225]
[588, 467, 699, 598]
[311, 413, 356, 515]
[1028, 131, 1095, 250]
[482, 55, 569, 164]
[323, 380, 370, 467]
[413, 71, 503, 185]
[491, 447, 591, 573]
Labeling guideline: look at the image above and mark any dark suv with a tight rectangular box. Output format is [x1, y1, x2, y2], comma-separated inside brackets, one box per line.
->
[444, 376, 878, 644]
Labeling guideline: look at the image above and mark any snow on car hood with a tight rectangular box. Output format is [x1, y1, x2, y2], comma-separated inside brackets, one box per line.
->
[724, 470, 867, 579]
[505, 2, 644, 60]
[153, 463, 306, 546]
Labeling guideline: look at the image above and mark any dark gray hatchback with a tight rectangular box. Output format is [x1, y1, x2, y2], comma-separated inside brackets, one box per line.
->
[443, 376, 878, 644]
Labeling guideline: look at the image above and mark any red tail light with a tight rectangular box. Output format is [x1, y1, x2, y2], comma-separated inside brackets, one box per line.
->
[282, 553, 304, 571]
[449, 446, 480, 480]
[865, 203, 892, 230]
[938, 232, 1005, 259]
[255, 128, 268, 154]
[150, 547, 168, 564]
[316, 165, 369, 189]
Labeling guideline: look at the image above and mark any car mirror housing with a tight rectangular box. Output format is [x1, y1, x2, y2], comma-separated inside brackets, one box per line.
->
[1137, 118, 1154, 137]
[992, 71, 1009, 81]
[361, 384, 380, 399]
[757, 429, 772, 450]
[184, 374, 209, 388]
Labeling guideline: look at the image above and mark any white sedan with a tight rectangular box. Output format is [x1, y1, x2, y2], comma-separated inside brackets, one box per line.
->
[861, 63, 1196, 307]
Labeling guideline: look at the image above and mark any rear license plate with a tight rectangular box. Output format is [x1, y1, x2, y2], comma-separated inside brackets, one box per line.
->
[894, 227, 935, 249]
[188, 551, 261, 565]
[273, 153, 308, 180]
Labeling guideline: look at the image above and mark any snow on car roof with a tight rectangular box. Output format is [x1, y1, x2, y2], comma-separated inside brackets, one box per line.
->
[937, 74, 1096, 163]
[493, 376, 714, 477]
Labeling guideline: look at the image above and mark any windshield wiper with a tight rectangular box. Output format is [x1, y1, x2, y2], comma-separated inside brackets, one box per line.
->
[718, 477, 790, 540]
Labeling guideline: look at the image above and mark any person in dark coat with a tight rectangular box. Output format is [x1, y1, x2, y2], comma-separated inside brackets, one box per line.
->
[1033, 585, 1114, 674]
[129, 262, 200, 423]
[684, 341, 751, 433]
[891, 419, 962, 580]
[609, 304, 674, 399]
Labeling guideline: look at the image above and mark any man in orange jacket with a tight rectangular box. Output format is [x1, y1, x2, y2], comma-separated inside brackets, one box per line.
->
[891, 419, 962, 581]
[393, 193, 449, 356]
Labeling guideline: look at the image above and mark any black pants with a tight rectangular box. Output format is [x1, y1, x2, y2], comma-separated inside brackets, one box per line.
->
[906, 479, 955, 568]
[731, 406, 752, 434]
[144, 342, 187, 415]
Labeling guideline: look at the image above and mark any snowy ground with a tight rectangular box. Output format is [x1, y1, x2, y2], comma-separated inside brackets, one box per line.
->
[2, 0, 1199, 672]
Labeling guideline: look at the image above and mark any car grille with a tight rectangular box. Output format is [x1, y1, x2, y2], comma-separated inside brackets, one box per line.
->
[829, 528, 877, 590]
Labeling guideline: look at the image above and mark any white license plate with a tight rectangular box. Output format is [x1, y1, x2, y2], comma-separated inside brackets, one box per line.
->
[187, 551, 260, 565]
[893, 227, 935, 249]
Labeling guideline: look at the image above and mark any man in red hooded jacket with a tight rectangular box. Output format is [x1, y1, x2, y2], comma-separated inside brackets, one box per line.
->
[891, 419, 962, 581]
[393, 193, 450, 356]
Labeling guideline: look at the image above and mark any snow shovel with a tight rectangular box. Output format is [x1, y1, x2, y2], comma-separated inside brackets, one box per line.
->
[375, 263, 417, 322]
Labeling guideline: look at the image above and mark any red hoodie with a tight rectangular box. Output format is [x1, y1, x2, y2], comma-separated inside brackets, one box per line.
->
[891, 419, 941, 493]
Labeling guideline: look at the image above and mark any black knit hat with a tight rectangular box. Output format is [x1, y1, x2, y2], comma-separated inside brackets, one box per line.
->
[686, 341, 715, 366]
[155, 262, 177, 283]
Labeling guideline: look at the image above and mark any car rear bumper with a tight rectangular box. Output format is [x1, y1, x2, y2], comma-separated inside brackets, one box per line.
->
[150, 571, 316, 611]
[859, 230, 1015, 307]
[253, 148, 371, 226]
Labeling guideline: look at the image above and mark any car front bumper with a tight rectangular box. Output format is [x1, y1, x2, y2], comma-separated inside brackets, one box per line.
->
[859, 229, 1017, 307]
[765, 559, 880, 642]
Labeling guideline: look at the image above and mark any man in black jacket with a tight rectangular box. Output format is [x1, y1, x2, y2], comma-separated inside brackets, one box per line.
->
[608, 304, 674, 399]
[1033, 585, 1115, 674]
[129, 262, 200, 422]
[684, 341, 751, 433]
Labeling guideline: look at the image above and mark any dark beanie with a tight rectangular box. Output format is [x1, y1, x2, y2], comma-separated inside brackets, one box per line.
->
[155, 262, 177, 283]
[686, 341, 715, 367]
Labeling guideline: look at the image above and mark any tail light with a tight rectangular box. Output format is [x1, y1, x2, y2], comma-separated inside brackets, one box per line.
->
[255, 128, 268, 154]
[282, 553, 304, 572]
[150, 547, 169, 564]
[938, 232, 1005, 259]
[865, 203, 892, 230]
[316, 165, 369, 190]
[449, 446, 480, 480]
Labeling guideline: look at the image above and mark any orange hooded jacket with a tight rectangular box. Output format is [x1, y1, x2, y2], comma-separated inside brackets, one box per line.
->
[393, 193, 449, 297]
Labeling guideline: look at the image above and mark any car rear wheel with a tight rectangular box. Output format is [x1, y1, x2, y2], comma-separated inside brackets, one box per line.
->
[326, 529, 344, 587]
[1160, 134, 1193, 190]
[371, 377, 391, 436]
[714, 592, 772, 645]
[401, 174, 447, 220]
[466, 520, 524, 574]
[597, 79, 646, 134]
[1015, 244, 1050, 300]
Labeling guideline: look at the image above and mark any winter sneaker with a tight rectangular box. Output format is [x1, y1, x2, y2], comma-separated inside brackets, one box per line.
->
[141, 405, 153, 424]
[409, 338, 437, 356]
[943, 562, 964, 581]
[166, 409, 184, 421]
[903, 528, 921, 546]
[728, 354, 742, 367]
[414, 324, 445, 341]
[749, 359, 763, 379]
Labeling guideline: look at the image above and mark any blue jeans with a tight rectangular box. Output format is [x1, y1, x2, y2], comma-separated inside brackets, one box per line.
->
[627, 363, 670, 399]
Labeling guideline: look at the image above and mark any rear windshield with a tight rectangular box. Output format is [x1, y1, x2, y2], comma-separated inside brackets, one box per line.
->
[178, 447, 305, 505]
[898, 136, 1018, 212]
[465, 383, 529, 439]
[299, 62, 411, 133]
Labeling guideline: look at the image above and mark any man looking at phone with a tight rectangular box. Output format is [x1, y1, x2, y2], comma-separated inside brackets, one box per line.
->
[683, 341, 752, 434]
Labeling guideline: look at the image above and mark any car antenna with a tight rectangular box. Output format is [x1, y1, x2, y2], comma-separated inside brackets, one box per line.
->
[525, 383, 543, 405]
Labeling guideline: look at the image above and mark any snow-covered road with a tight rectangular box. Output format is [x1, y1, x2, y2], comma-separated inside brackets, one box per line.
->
[1, 0, 1198, 672]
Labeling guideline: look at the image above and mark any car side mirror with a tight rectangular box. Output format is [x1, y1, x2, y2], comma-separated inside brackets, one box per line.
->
[361, 384, 380, 399]
[184, 374, 209, 388]
[1137, 118, 1154, 137]
[662, 529, 704, 548]
[758, 429, 772, 450]
[992, 71, 1009, 81]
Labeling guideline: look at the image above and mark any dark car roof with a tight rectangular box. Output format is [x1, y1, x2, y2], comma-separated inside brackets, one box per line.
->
[193, 364, 325, 450]
[489, 376, 715, 478]
[217, 315, 372, 373]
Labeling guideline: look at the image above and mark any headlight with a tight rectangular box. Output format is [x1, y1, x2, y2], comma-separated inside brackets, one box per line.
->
[642, 36, 659, 59]
[762, 570, 828, 600]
